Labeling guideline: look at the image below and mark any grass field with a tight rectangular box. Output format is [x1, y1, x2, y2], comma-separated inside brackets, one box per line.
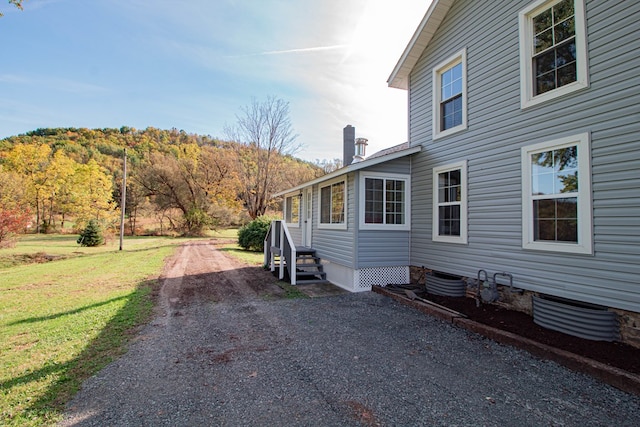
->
[0, 234, 198, 426]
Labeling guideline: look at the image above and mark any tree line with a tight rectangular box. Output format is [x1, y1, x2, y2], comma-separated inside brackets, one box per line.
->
[0, 99, 327, 238]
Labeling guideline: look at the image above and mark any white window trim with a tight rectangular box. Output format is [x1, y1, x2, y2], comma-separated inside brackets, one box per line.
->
[521, 132, 593, 254]
[432, 48, 468, 140]
[518, 0, 589, 109]
[432, 160, 468, 244]
[318, 176, 348, 230]
[359, 172, 411, 231]
[284, 193, 301, 228]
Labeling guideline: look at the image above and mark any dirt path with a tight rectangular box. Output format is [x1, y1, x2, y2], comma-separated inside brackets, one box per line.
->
[159, 240, 284, 312]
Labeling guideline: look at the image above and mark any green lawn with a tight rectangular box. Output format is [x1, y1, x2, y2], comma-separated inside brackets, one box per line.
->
[0, 234, 192, 426]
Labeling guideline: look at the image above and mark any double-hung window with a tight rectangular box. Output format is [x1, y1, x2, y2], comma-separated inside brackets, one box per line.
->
[433, 49, 467, 139]
[360, 173, 410, 230]
[319, 178, 346, 229]
[521, 133, 592, 254]
[432, 161, 467, 244]
[284, 194, 300, 226]
[519, 0, 588, 108]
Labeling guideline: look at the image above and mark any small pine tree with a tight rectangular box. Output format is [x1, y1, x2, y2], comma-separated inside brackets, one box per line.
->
[77, 219, 105, 247]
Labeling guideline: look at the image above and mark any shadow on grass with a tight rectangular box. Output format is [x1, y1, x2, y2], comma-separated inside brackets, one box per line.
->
[2, 279, 159, 425]
[7, 295, 131, 326]
[4, 244, 298, 425]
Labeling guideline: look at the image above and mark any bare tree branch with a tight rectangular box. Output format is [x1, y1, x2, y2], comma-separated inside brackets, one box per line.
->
[225, 96, 300, 219]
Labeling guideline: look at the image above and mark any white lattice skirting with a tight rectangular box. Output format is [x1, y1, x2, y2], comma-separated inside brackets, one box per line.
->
[354, 266, 409, 291]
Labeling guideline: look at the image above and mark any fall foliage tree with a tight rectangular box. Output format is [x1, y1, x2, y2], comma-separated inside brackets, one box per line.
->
[3, 143, 52, 232]
[135, 144, 242, 235]
[71, 159, 118, 229]
[0, 165, 30, 245]
[2, 142, 117, 233]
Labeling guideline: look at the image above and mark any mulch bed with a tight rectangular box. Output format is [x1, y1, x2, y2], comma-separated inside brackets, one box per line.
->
[391, 286, 640, 375]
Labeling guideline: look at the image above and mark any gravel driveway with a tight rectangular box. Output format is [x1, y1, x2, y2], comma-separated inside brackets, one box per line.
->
[60, 241, 640, 426]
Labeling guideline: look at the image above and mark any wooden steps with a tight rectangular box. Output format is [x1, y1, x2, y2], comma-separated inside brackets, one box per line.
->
[271, 245, 330, 285]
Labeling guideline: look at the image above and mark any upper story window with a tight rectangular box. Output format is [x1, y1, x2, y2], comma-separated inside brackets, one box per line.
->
[519, 0, 588, 108]
[284, 194, 300, 226]
[319, 178, 346, 229]
[432, 161, 468, 244]
[433, 49, 467, 140]
[521, 133, 592, 254]
[359, 172, 410, 230]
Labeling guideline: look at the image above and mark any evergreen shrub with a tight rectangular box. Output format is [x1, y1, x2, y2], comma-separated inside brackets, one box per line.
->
[237, 215, 276, 252]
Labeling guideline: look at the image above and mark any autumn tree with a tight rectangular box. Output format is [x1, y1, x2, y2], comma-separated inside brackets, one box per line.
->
[225, 96, 300, 219]
[3, 143, 52, 232]
[0, 165, 30, 245]
[71, 159, 118, 229]
[135, 144, 242, 236]
[42, 150, 76, 231]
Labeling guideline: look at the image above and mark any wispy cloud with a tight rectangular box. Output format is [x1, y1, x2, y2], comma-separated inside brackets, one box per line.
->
[229, 44, 348, 58]
[0, 74, 29, 84]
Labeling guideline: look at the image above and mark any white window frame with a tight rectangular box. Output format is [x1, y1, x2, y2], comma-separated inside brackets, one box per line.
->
[521, 132, 592, 254]
[359, 172, 411, 231]
[284, 193, 300, 227]
[432, 160, 468, 244]
[318, 176, 347, 230]
[432, 48, 467, 140]
[519, 0, 589, 109]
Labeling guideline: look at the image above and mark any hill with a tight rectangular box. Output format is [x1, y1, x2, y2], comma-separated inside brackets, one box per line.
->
[0, 127, 324, 236]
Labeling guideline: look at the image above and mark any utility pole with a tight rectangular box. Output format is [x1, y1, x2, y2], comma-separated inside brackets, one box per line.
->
[119, 148, 127, 251]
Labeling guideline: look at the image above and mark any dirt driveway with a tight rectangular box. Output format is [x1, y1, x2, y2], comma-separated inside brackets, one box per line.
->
[61, 240, 640, 426]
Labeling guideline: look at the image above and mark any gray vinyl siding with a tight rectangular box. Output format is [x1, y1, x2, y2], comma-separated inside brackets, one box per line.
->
[355, 156, 413, 269]
[312, 173, 356, 267]
[408, 0, 640, 312]
[308, 157, 414, 270]
[357, 230, 410, 268]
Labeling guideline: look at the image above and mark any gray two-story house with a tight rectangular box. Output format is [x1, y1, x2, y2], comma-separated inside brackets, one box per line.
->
[267, 0, 639, 348]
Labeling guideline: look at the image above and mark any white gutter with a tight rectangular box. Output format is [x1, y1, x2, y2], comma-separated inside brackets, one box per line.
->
[273, 145, 421, 198]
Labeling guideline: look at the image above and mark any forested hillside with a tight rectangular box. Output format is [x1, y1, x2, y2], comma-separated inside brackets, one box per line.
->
[0, 126, 325, 237]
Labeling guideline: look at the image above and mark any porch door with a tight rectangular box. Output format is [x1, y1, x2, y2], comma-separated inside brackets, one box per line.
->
[302, 187, 313, 247]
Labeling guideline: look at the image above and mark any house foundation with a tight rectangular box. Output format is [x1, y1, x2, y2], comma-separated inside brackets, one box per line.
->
[408, 266, 640, 349]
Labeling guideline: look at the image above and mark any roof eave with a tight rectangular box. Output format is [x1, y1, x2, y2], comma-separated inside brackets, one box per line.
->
[272, 145, 422, 198]
[387, 0, 454, 90]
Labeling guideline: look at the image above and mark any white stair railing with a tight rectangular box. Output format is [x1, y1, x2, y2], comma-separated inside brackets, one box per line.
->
[264, 220, 298, 285]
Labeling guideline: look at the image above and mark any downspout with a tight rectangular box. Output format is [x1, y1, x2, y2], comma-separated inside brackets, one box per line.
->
[353, 173, 359, 273]
[409, 154, 413, 270]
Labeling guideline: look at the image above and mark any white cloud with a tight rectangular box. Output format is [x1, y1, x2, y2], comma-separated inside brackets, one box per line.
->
[234, 44, 349, 58]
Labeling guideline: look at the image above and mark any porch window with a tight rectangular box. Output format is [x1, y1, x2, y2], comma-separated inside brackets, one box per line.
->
[284, 194, 300, 226]
[432, 161, 467, 244]
[519, 0, 588, 108]
[360, 173, 410, 230]
[521, 133, 592, 254]
[319, 178, 346, 229]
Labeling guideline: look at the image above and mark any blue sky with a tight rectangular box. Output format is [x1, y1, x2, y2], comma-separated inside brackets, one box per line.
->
[1, 0, 429, 162]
